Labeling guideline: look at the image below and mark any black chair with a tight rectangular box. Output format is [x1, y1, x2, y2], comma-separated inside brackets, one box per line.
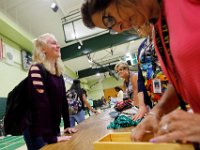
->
[97, 100, 103, 107]
[93, 100, 99, 109]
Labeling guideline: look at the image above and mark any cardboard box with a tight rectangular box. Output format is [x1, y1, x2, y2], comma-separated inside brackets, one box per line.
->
[94, 132, 194, 150]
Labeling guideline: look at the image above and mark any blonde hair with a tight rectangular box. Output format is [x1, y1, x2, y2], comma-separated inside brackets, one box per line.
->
[32, 33, 64, 76]
[115, 61, 129, 72]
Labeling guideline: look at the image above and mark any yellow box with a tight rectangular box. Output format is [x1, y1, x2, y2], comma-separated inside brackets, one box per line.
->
[94, 132, 194, 150]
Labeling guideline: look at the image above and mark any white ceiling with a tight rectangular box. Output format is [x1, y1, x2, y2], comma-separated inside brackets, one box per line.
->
[0, 0, 143, 82]
[0, 0, 70, 47]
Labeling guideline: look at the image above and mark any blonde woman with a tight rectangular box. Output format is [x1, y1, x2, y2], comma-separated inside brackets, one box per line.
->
[115, 62, 151, 120]
[115, 62, 138, 106]
[23, 33, 77, 149]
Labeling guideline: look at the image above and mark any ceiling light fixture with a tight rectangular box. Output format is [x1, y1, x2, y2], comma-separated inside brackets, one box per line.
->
[62, 10, 108, 42]
[51, 2, 58, 12]
[96, 73, 100, 76]
[77, 40, 83, 49]
[78, 44, 81, 49]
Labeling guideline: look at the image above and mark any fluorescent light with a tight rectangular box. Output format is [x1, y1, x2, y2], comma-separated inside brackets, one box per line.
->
[51, 2, 58, 12]
[63, 18, 107, 42]
[78, 45, 81, 49]
[96, 73, 100, 76]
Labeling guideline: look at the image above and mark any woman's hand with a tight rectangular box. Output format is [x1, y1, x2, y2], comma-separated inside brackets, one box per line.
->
[57, 136, 72, 142]
[64, 127, 78, 134]
[150, 109, 200, 143]
[132, 105, 148, 121]
[131, 111, 160, 141]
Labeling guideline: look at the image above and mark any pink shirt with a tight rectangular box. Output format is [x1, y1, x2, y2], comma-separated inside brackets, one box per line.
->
[154, 0, 200, 113]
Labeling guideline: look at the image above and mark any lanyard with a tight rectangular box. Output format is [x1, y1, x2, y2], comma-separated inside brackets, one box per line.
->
[154, 16, 187, 111]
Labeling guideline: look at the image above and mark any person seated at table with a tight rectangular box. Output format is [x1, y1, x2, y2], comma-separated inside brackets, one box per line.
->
[114, 62, 155, 117]
[108, 96, 118, 107]
[114, 61, 138, 106]
[114, 86, 124, 102]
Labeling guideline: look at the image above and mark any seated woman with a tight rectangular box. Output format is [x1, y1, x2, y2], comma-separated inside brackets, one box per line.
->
[114, 62, 138, 106]
[114, 86, 124, 102]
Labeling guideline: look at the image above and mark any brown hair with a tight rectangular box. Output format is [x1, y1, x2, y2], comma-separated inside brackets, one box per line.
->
[81, 0, 114, 28]
[114, 86, 123, 92]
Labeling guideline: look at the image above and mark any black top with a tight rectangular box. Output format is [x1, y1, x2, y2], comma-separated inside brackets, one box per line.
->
[28, 64, 70, 143]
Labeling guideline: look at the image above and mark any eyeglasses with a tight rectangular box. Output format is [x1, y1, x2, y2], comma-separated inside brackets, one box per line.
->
[102, 10, 116, 30]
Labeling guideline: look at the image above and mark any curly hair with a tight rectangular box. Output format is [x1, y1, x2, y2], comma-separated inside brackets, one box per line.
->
[81, 0, 114, 28]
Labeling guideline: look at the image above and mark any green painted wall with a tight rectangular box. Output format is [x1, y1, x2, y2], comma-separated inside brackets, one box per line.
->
[64, 67, 78, 79]
[0, 11, 33, 52]
[0, 36, 27, 97]
[87, 77, 123, 100]
[88, 81, 104, 100]
[102, 77, 123, 89]
[0, 62, 27, 97]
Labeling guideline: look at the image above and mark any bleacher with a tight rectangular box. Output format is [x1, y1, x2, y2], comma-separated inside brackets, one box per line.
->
[0, 97, 6, 120]
[0, 98, 6, 137]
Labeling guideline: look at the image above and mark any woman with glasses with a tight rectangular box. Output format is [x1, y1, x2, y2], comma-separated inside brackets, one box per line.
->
[81, 0, 152, 36]
[114, 62, 138, 106]
[81, 0, 200, 144]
